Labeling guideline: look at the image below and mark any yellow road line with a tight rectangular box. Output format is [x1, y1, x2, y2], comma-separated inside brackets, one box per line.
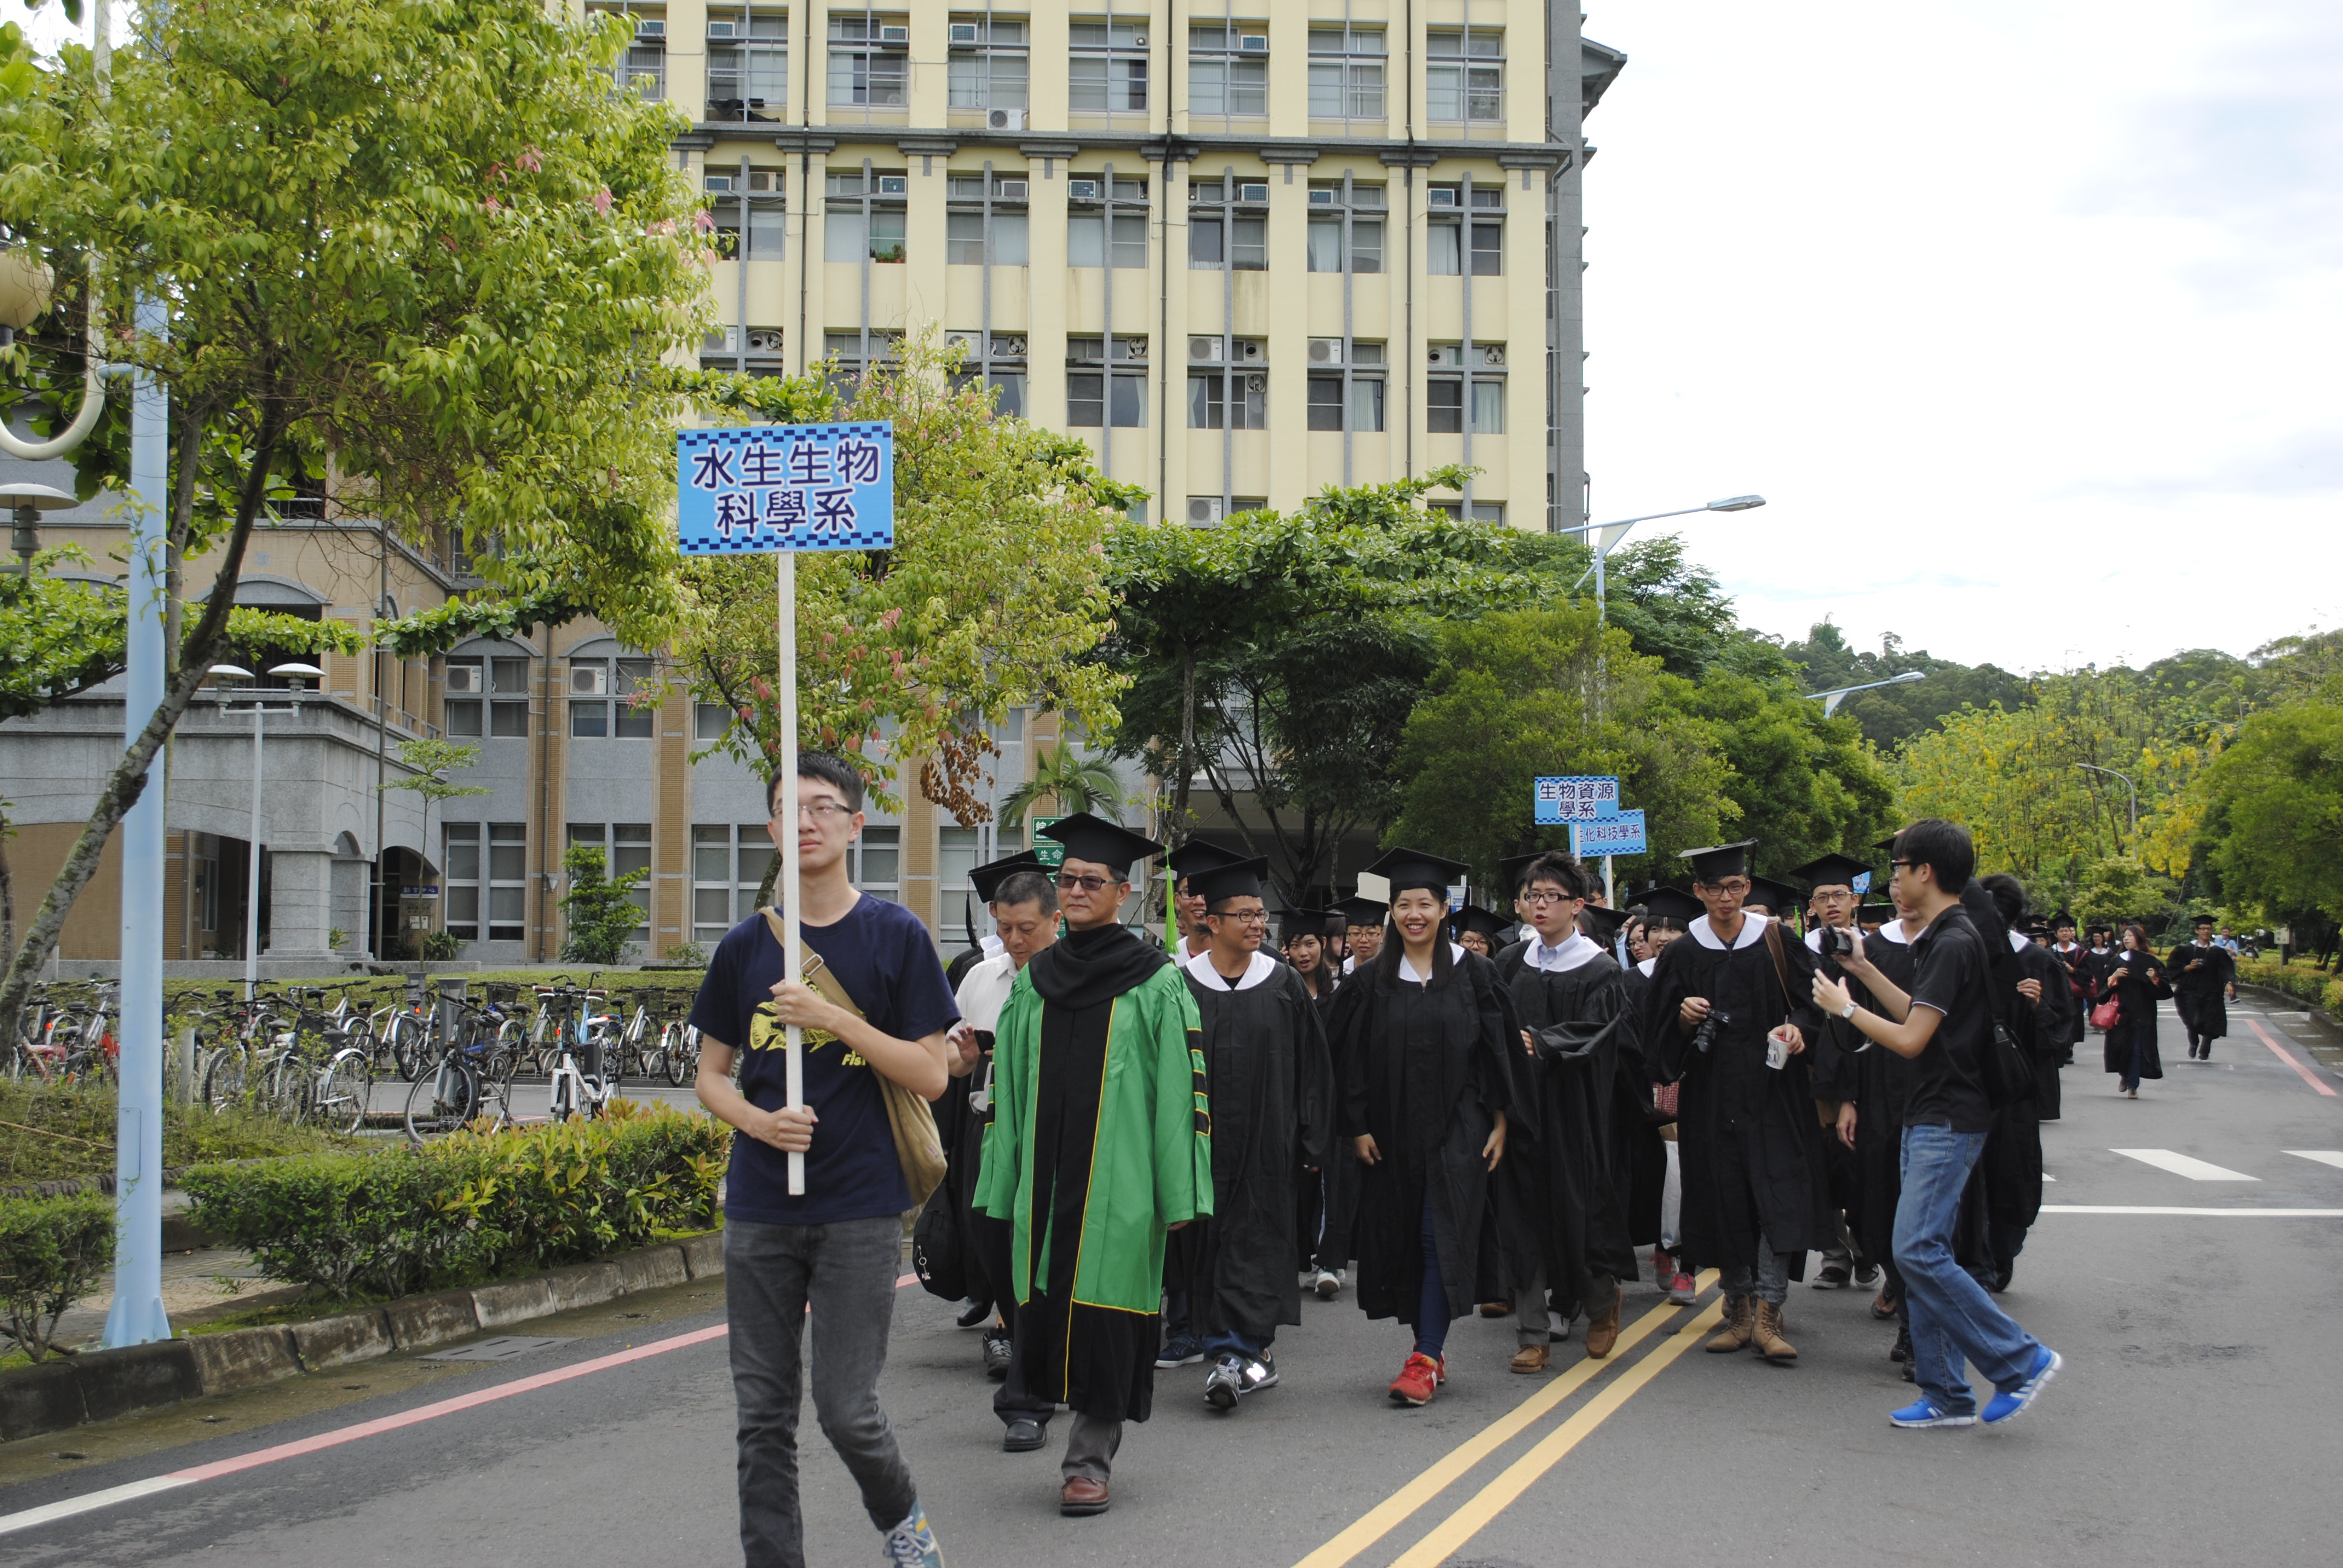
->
[1386, 1293, 1733, 1568]
[1291, 1271, 1719, 1568]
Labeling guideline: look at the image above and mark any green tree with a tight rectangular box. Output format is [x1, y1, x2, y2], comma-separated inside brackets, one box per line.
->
[672, 333, 1134, 821]
[378, 740, 492, 953]
[2071, 854, 2181, 935]
[0, 0, 709, 1043]
[1781, 619, 2030, 750]
[1388, 603, 1732, 888]
[558, 844, 649, 965]
[1000, 739, 1127, 828]
[1657, 668, 1895, 881]
[2195, 703, 2343, 930]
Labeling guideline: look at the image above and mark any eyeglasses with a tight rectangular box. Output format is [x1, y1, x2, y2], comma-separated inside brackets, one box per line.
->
[1704, 879, 1751, 895]
[1524, 890, 1578, 906]
[1054, 872, 1122, 893]
[773, 800, 857, 822]
[1209, 909, 1270, 924]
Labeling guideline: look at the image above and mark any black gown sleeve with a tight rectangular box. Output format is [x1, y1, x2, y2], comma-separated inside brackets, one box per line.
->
[1289, 971, 1337, 1169]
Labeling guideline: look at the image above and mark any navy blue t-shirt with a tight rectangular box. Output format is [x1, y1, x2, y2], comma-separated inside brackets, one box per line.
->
[688, 897, 959, 1226]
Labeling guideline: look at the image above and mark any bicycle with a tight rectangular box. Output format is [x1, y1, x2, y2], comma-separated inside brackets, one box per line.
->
[540, 980, 621, 1123]
[659, 1015, 701, 1087]
[402, 993, 516, 1141]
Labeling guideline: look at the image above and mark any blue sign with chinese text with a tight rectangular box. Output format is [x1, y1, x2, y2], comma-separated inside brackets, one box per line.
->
[1533, 775, 1621, 825]
[1571, 810, 1647, 857]
[677, 422, 895, 552]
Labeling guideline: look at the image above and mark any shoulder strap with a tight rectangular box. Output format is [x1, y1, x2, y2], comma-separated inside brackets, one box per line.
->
[1760, 918, 1798, 1013]
[761, 907, 865, 1021]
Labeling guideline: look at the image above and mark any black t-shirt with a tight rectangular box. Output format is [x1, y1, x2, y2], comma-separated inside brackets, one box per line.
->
[1902, 909, 1994, 1134]
[687, 898, 960, 1227]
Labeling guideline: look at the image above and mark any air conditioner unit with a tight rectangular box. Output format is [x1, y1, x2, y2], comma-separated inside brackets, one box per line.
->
[707, 325, 739, 353]
[1426, 187, 1459, 207]
[1233, 339, 1264, 364]
[1245, 374, 1267, 394]
[1188, 335, 1222, 362]
[445, 664, 483, 695]
[1428, 344, 1461, 367]
[704, 173, 734, 192]
[1479, 344, 1505, 367]
[988, 107, 1027, 131]
[570, 664, 611, 696]
[1068, 178, 1101, 200]
[1238, 182, 1269, 203]
[1308, 188, 1334, 204]
[1308, 338, 1342, 365]
[707, 21, 736, 38]
[879, 25, 909, 45]
[995, 178, 1029, 200]
[877, 174, 908, 195]
[1187, 497, 1224, 526]
[949, 22, 979, 43]
[1239, 34, 1268, 52]
[635, 19, 665, 38]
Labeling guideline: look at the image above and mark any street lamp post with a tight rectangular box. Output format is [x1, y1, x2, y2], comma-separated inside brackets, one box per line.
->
[2074, 763, 2138, 835]
[1559, 494, 1767, 627]
[1807, 670, 1927, 717]
[214, 664, 323, 998]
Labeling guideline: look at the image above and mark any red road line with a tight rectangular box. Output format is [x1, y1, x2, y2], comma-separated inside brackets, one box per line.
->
[2249, 1019, 2338, 1097]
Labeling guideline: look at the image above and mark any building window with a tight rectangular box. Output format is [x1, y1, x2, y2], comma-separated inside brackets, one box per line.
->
[695, 702, 733, 741]
[444, 657, 484, 737]
[945, 209, 1030, 265]
[1188, 21, 1267, 118]
[1471, 221, 1502, 275]
[1067, 338, 1146, 427]
[1190, 371, 1267, 430]
[692, 823, 781, 942]
[707, 168, 787, 261]
[1427, 30, 1504, 123]
[1187, 214, 1265, 270]
[1068, 212, 1147, 268]
[482, 655, 529, 738]
[568, 656, 656, 738]
[595, 6, 666, 100]
[706, 10, 788, 120]
[446, 822, 527, 944]
[1431, 500, 1507, 524]
[1305, 218, 1342, 272]
[1427, 379, 1463, 433]
[1472, 379, 1506, 433]
[852, 825, 900, 900]
[827, 13, 908, 108]
[947, 15, 1027, 109]
[569, 823, 652, 943]
[948, 335, 1029, 418]
[1427, 220, 1502, 277]
[1069, 17, 1149, 113]
[1307, 27, 1384, 120]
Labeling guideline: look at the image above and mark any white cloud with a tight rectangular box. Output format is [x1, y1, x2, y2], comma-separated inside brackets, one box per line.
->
[1583, 0, 2342, 671]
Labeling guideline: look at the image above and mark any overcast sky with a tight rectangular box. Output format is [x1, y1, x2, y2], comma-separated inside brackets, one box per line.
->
[1582, 0, 2341, 673]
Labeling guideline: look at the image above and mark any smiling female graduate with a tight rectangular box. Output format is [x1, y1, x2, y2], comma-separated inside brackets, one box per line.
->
[1332, 848, 1530, 1407]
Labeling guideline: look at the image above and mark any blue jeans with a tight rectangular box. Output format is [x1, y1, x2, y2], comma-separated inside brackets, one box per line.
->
[1894, 1124, 2043, 1416]
[1412, 1198, 1453, 1359]
[1205, 1328, 1268, 1358]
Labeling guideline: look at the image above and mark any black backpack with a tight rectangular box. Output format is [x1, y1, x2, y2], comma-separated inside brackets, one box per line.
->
[910, 1181, 966, 1301]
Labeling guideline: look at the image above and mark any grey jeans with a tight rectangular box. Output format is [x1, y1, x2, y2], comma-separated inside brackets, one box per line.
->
[1720, 1230, 1794, 1305]
[726, 1215, 919, 1566]
[1514, 1271, 1556, 1348]
[1062, 1410, 1123, 1485]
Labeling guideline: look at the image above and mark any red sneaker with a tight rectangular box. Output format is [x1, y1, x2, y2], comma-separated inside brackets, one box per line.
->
[1388, 1352, 1441, 1406]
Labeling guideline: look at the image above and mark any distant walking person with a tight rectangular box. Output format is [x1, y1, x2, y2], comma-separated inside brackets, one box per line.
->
[690, 755, 958, 1568]
[2103, 922, 2166, 1098]
[2167, 916, 2237, 1061]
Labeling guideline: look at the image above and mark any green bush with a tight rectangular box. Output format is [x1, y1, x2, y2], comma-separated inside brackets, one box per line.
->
[181, 1100, 727, 1301]
[0, 1079, 361, 1186]
[2236, 958, 2343, 1022]
[0, 1195, 116, 1362]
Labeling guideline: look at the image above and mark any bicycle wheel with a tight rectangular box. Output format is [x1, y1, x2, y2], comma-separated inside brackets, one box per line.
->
[476, 1065, 514, 1132]
[547, 1065, 576, 1124]
[203, 1047, 252, 1111]
[391, 1014, 428, 1081]
[315, 1049, 373, 1135]
[658, 1023, 686, 1086]
[403, 1063, 477, 1142]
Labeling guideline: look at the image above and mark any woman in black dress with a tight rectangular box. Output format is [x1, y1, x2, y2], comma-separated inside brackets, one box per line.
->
[2103, 921, 2166, 1099]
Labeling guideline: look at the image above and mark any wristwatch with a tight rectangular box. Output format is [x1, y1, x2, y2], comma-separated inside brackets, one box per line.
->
[1839, 999, 1859, 1021]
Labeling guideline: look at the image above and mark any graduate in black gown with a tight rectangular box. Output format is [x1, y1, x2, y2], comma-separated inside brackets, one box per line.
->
[1334, 849, 1528, 1407]
[1973, 875, 2072, 1291]
[2048, 913, 2088, 1065]
[2103, 921, 2166, 1097]
[1288, 907, 1352, 1297]
[1452, 904, 1510, 959]
[2168, 915, 2237, 1060]
[944, 849, 1044, 990]
[1490, 852, 1643, 1374]
[1642, 841, 1837, 1365]
[1171, 858, 1335, 1411]
[1794, 852, 1885, 1293]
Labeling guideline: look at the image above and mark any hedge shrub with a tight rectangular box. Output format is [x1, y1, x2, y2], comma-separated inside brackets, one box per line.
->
[182, 1100, 726, 1301]
[0, 1195, 116, 1361]
[2235, 958, 2343, 1023]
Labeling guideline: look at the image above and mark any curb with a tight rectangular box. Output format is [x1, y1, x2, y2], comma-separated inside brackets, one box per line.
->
[0, 1230, 726, 1444]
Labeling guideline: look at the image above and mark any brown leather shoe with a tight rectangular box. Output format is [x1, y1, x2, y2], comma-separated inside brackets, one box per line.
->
[1509, 1342, 1550, 1374]
[1060, 1477, 1110, 1517]
[1584, 1283, 1624, 1359]
[1478, 1301, 1512, 1319]
[1705, 1295, 1754, 1354]
[1751, 1299, 1797, 1363]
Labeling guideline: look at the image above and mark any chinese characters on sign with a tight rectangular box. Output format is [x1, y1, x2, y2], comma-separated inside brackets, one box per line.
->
[1533, 775, 1621, 825]
[677, 422, 896, 554]
[1570, 810, 1648, 858]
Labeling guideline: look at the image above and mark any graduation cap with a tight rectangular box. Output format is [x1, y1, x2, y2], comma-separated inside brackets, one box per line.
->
[1791, 852, 1873, 892]
[1280, 904, 1333, 942]
[968, 849, 1044, 904]
[1873, 831, 1905, 854]
[1496, 852, 1545, 900]
[1190, 855, 1269, 907]
[1579, 903, 1630, 945]
[1038, 812, 1162, 878]
[1743, 875, 1801, 917]
[1162, 839, 1246, 886]
[1679, 840, 1758, 882]
[1363, 846, 1470, 899]
[1333, 894, 1389, 929]
[1856, 903, 1893, 929]
[1640, 887, 1705, 928]
[1451, 904, 1509, 941]
[2051, 909, 2077, 929]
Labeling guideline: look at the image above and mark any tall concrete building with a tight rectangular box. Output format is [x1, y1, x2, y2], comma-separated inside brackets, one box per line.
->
[0, 1, 1623, 972]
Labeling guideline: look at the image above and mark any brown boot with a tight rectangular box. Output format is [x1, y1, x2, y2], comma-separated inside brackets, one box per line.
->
[1705, 1295, 1754, 1354]
[1509, 1342, 1550, 1374]
[1751, 1299, 1797, 1363]
[1584, 1280, 1624, 1359]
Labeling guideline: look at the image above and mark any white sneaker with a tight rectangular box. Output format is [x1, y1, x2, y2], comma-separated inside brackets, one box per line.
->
[1314, 1268, 1342, 1299]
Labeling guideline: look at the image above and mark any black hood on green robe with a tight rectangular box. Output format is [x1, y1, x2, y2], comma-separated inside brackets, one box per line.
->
[1027, 922, 1170, 1008]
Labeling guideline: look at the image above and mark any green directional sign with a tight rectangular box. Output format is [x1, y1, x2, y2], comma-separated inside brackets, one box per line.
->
[1030, 817, 1066, 867]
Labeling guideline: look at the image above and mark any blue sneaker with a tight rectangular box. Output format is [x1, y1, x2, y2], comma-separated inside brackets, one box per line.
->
[882, 1503, 946, 1566]
[1982, 1347, 2062, 1426]
[1156, 1333, 1206, 1368]
[1889, 1398, 1976, 1429]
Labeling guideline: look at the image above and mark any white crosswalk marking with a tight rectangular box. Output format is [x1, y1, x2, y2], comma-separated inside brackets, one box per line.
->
[2284, 1151, 2343, 1172]
[2111, 1148, 2259, 1182]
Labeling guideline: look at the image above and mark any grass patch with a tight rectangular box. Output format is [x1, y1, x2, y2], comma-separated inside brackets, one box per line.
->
[0, 1079, 367, 1188]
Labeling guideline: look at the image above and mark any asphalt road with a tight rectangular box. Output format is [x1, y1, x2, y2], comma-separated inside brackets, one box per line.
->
[8, 993, 2342, 1568]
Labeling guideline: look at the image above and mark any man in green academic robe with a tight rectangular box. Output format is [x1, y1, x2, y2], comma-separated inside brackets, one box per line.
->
[978, 813, 1213, 1518]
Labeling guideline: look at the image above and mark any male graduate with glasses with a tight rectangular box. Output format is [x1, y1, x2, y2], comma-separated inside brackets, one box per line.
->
[1169, 855, 1336, 1411]
[978, 814, 1213, 1518]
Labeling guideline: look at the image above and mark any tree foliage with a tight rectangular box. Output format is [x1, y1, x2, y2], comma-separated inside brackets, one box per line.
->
[1782, 619, 2030, 750]
[557, 843, 648, 965]
[2195, 702, 2343, 929]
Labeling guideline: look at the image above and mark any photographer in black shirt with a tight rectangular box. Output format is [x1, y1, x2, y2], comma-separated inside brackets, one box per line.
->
[1810, 820, 2062, 1430]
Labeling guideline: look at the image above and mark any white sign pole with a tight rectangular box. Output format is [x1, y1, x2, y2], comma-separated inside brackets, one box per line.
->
[778, 550, 805, 1196]
[1604, 855, 1615, 907]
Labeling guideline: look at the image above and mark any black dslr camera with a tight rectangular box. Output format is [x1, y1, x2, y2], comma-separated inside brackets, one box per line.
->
[1691, 1006, 1732, 1054]
[1817, 927, 1858, 959]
